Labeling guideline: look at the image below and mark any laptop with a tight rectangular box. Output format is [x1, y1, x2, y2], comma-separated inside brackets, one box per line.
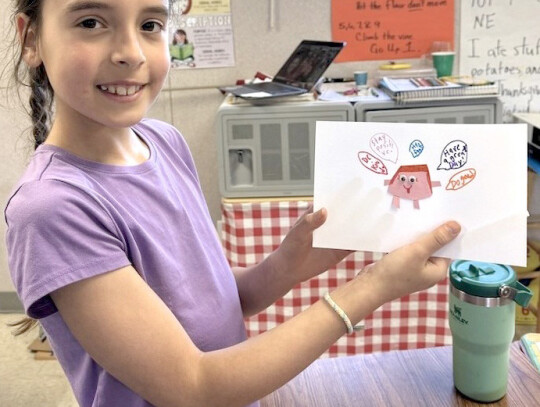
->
[224, 40, 345, 100]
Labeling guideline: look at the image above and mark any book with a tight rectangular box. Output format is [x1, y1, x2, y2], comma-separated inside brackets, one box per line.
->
[440, 75, 495, 86]
[378, 76, 499, 103]
[520, 332, 540, 372]
[169, 43, 194, 61]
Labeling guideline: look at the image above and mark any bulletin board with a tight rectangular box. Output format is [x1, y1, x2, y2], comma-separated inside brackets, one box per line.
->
[331, 0, 454, 62]
[459, 0, 540, 122]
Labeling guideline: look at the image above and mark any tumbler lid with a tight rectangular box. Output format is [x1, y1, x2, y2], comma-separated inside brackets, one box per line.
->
[449, 260, 515, 298]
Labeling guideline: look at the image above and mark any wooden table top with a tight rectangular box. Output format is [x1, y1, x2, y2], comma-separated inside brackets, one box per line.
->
[260, 342, 540, 407]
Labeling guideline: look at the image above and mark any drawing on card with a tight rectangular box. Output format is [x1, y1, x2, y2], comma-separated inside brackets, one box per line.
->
[314, 120, 528, 267]
[357, 132, 470, 208]
[409, 140, 424, 158]
[357, 151, 388, 174]
[446, 168, 477, 191]
[384, 164, 441, 209]
[437, 140, 468, 170]
[370, 133, 398, 163]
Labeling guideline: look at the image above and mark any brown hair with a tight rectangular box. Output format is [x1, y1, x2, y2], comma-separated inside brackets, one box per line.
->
[11, 0, 54, 150]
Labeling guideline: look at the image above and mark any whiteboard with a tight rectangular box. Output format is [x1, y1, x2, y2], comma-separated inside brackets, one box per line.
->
[459, 0, 540, 122]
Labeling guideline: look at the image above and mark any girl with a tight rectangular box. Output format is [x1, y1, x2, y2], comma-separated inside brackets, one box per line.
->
[172, 29, 188, 46]
[4, 0, 461, 406]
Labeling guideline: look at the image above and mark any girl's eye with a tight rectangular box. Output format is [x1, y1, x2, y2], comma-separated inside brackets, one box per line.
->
[79, 18, 102, 29]
[142, 21, 163, 33]
[409, 176, 417, 183]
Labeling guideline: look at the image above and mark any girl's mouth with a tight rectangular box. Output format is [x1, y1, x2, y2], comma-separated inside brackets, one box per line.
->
[98, 84, 143, 96]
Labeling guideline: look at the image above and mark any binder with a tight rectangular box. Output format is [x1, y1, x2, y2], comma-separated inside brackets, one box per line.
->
[378, 77, 499, 104]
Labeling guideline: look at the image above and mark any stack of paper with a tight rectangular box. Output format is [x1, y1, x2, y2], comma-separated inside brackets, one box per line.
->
[379, 77, 499, 103]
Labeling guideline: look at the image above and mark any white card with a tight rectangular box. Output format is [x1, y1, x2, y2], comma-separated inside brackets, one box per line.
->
[313, 121, 529, 267]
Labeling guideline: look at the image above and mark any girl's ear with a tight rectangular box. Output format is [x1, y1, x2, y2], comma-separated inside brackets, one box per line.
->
[16, 13, 42, 68]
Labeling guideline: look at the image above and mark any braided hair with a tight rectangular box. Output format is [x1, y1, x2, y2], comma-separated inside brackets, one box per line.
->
[28, 64, 54, 149]
[12, 0, 54, 150]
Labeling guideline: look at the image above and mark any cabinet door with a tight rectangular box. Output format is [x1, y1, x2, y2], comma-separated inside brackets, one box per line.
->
[365, 104, 495, 124]
[287, 122, 311, 181]
[257, 120, 313, 185]
[259, 123, 283, 182]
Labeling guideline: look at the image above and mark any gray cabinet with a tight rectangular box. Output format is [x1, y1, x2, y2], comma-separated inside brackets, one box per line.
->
[216, 100, 355, 198]
[356, 97, 502, 124]
[216, 96, 502, 198]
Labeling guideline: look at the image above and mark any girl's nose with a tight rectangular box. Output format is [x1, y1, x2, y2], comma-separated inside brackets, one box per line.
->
[111, 32, 146, 67]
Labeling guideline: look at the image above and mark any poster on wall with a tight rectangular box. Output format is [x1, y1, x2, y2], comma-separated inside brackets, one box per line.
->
[459, 0, 540, 122]
[331, 0, 454, 62]
[169, 0, 235, 69]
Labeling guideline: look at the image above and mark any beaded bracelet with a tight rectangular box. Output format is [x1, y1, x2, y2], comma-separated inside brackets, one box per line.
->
[323, 293, 363, 335]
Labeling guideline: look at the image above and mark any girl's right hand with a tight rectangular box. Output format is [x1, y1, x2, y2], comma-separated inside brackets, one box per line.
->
[358, 221, 461, 306]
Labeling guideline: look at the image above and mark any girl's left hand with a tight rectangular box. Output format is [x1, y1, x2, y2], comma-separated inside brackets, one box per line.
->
[269, 206, 351, 285]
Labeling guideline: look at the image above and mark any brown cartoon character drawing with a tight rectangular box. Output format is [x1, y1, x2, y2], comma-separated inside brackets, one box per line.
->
[384, 164, 441, 209]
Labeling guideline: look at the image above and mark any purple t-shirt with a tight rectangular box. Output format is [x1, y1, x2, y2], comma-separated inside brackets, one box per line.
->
[5, 119, 256, 407]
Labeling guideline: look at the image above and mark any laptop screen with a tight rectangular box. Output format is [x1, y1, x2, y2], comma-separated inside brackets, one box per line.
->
[273, 40, 345, 91]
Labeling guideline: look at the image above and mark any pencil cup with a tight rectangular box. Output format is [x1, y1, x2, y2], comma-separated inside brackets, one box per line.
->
[354, 71, 368, 89]
[431, 51, 455, 77]
[448, 261, 532, 402]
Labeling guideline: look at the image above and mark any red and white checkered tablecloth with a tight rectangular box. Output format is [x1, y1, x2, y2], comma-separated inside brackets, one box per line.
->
[221, 198, 452, 358]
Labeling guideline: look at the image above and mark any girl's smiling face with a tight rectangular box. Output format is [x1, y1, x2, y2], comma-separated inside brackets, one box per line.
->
[31, 0, 171, 133]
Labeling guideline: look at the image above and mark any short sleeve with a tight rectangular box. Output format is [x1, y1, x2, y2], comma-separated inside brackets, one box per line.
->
[5, 180, 130, 318]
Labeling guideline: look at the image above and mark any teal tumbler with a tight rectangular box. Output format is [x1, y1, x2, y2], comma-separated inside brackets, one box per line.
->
[448, 261, 532, 402]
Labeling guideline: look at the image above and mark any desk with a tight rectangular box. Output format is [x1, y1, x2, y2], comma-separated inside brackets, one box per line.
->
[260, 342, 540, 407]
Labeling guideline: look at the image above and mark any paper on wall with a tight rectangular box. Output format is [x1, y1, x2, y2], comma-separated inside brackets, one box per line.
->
[313, 121, 529, 267]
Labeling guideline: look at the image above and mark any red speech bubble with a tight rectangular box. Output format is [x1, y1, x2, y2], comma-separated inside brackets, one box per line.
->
[358, 151, 388, 175]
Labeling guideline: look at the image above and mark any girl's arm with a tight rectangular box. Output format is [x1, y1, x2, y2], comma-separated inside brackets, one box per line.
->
[51, 220, 459, 407]
[232, 208, 351, 317]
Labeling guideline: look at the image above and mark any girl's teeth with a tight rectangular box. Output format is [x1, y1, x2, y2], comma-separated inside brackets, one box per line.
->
[99, 85, 140, 95]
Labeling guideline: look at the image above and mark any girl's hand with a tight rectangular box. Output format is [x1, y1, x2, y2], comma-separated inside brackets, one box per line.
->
[269, 206, 352, 285]
[359, 221, 461, 305]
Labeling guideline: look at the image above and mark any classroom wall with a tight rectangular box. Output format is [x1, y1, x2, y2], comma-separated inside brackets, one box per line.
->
[0, 0, 461, 304]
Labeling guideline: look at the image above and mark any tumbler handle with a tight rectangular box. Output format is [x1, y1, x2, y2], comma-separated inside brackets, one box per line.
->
[498, 281, 533, 307]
